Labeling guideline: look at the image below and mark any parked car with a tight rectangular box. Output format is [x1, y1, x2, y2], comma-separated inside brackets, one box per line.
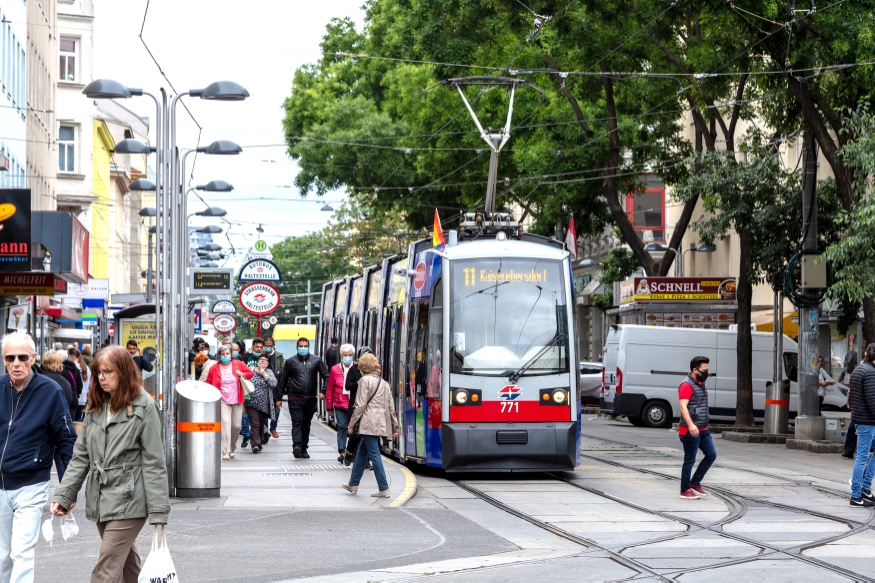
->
[600, 325, 846, 428]
[579, 361, 604, 405]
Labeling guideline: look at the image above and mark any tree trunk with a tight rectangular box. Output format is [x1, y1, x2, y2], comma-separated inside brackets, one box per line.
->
[863, 298, 875, 346]
[735, 232, 754, 427]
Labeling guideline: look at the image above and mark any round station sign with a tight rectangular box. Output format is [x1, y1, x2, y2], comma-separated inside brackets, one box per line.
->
[211, 299, 237, 314]
[239, 282, 281, 316]
[262, 320, 271, 330]
[213, 314, 236, 334]
[413, 260, 427, 291]
[268, 316, 277, 325]
[238, 259, 282, 283]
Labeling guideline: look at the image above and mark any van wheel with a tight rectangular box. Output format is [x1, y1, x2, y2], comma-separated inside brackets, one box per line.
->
[641, 401, 672, 428]
[628, 416, 646, 427]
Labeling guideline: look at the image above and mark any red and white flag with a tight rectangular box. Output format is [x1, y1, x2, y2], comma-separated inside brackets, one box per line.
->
[565, 217, 578, 259]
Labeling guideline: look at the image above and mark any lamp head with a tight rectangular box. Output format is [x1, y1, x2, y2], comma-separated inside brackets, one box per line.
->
[643, 243, 667, 252]
[197, 225, 223, 234]
[113, 139, 155, 155]
[320, 203, 334, 212]
[130, 179, 157, 192]
[197, 180, 234, 192]
[579, 258, 597, 268]
[196, 207, 228, 218]
[696, 244, 717, 253]
[138, 207, 157, 218]
[82, 79, 142, 99]
[192, 81, 250, 101]
[196, 140, 242, 155]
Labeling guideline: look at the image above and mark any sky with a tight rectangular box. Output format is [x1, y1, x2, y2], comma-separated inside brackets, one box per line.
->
[92, 0, 366, 267]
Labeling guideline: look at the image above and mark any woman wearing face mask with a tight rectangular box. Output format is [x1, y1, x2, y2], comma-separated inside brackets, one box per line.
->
[326, 344, 356, 462]
[195, 351, 216, 382]
[245, 355, 277, 453]
[205, 345, 253, 460]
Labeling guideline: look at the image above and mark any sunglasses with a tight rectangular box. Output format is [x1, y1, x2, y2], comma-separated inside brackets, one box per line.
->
[4, 354, 30, 363]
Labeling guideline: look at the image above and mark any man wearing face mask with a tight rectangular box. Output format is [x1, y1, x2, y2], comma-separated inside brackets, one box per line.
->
[276, 338, 330, 458]
[678, 356, 716, 500]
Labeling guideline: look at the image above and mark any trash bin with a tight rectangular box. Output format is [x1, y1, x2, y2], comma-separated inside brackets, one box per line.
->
[175, 380, 221, 498]
[764, 379, 790, 434]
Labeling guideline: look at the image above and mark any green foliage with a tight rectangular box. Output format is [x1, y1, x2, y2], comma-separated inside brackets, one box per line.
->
[593, 248, 639, 313]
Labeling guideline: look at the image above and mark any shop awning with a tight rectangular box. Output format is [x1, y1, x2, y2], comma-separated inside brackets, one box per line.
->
[753, 309, 798, 339]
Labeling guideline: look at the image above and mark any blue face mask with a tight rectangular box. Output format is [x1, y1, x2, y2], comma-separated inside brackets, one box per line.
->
[219, 356, 231, 364]
[297, 347, 309, 357]
[231, 351, 239, 358]
[252, 351, 262, 357]
[342, 356, 353, 366]
[264, 347, 273, 353]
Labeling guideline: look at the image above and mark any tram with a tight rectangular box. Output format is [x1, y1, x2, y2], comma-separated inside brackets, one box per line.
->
[316, 212, 580, 472]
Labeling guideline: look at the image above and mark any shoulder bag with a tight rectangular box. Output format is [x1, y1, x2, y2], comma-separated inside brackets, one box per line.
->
[352, 380, 380, 434]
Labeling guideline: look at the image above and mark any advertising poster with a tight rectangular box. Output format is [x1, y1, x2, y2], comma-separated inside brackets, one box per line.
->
[121, 319, 157, 374]
[0, 189, 31, 272]
[7, 304, 28, 330]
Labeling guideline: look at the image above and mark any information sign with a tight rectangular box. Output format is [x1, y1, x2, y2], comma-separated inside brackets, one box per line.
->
[238, 259, 282, 282]
[239, 282, 280, 316]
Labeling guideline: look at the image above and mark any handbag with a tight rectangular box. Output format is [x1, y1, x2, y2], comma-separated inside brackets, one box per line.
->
[240, 377, 255, 397]
[352, 380, 383, 434]
[138, 525, 178, 583]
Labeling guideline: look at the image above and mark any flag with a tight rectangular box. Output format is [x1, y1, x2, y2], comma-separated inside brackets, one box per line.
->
[433, 209, 446, 251]
[565, 216, 577, 259]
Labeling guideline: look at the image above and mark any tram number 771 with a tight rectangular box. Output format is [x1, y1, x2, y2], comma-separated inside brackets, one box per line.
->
[500, 402, 519, 413]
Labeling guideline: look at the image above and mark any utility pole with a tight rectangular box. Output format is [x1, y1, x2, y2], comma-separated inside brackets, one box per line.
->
[146, 226, 154, 303]
[796, 138, 823, 441]
[307, 279, 311, 324]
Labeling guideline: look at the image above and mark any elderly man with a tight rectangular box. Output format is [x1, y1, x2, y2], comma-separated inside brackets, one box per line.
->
[0, 331, 76, 581]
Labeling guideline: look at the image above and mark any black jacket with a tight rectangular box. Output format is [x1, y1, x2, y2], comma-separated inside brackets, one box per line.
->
[345, 364, 363, 414]
[325, 346, 339, 369]
[133, 355, 153, 373]
[277, 354, 330, 399]
[0, 373, 77, 490]
[44, 372, 76, 416]
[849, 360, 875, 426]
[62, 359, 83, 396]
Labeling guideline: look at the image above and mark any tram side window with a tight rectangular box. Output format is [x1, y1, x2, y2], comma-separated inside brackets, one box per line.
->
[426, 279, 442, 400]
[408, 300, 430, 399]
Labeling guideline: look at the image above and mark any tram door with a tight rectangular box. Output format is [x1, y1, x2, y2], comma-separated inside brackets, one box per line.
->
[425, 280, 443, 466]
[406, 300, 428, 458]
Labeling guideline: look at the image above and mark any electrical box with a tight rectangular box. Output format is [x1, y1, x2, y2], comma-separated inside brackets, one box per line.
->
[801, 254, 827, 289]
[823, 411, 851, 443]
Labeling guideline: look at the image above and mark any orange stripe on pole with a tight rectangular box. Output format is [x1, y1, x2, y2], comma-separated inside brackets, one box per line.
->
[177, 422, 221, 432]
[765, 399, 789, 406]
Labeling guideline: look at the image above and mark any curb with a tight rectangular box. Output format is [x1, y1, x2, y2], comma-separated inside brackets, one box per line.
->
[316, 419, 418, 507]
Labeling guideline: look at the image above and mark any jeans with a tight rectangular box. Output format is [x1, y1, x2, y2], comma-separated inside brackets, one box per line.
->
[851, 424, 875, 499]
[241, 408, 251, 439]
[0, 480, 49, 583]
[348, 435, 389, 491]
[679, 430, 716, 493]
[289, 398, 318, 450]
[334, 408, 350, 452]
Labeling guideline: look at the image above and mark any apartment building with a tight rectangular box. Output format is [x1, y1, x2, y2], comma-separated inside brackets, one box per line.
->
[0, 0, 27, 189]
[26, 0, 56, 210]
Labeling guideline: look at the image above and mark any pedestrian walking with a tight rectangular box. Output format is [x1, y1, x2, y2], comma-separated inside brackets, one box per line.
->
[204, 345, 253, 460]
[263, 336, 283, 439]
[194, 352, 216, 382]
[51, 345, 170, 582]
[68, 347, 90, 421]
[341, 347, 367, 467]
[81, 344, 93, 368]
[231, 342, 244, 361]
[678, 356, 716, 500]
[324, 337, 339, 370]
[62, 349, 84, 397]
[817, 355, 834, 412]
[0, 331, 77, 582]
[276, 337, 329, 459]
[342, 353, 399, 498]
[41, 350, 78, 419]
[126, 340, 153, 374]
[246, 355, 277, 453]
[326, 344, 356, 462]
[848, 343, 875, 507]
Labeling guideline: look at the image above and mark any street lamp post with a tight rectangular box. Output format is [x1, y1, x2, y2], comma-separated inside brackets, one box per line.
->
[643, 243, 680, 276]
[138, 206, 157, 302]
[680, 244, 717, 277]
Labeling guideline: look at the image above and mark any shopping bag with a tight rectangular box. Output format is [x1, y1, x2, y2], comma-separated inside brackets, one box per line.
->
[240, 377, 255, 397]
[60, 514, 79, 540]
[137, 525, 178, 583]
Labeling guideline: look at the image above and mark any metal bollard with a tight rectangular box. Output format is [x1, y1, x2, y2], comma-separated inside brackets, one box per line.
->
[764, 379, 790, 434]
[175, 380, 222, 498]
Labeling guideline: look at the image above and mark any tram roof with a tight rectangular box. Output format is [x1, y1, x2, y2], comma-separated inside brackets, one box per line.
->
[443, 237, 569, 261]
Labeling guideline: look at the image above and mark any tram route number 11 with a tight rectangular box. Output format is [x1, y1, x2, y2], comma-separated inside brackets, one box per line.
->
[461, 267, 549, 287]
[500, 401, 519, 413]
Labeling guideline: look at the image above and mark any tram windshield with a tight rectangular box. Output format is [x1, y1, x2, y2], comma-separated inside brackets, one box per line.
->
[450, 258, 569, 376]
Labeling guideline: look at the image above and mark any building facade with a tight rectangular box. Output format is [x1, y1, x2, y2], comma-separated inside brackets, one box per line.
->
[0, 0, 28, 189]
[26, 0, 57, 211]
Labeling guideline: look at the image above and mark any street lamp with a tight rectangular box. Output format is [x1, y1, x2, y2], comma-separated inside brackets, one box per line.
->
[256, 224, 264, 234]
[139, 207, 157, 302]
[321, 203, 334, 212]
[198, 180, 233, 192]
[680, 243, 717, 276]
[194, 207, 227, 218]
[195, 225, 223, 234]
[644, 242, 680, 276]
[579, 258, 597, 269]
[130, 178, 156, 192]
[113, 139, 156, 155]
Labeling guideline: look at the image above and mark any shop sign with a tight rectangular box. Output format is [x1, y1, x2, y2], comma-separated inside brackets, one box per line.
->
[239, 282, 280, 316]
[70, 214, 89, 282]
[211, 300, 237, 314]
[623, 277, 737, 303]
[238, 259, 282, 282]
[0, 189, 31, 272]
[0, 272, 54, 295]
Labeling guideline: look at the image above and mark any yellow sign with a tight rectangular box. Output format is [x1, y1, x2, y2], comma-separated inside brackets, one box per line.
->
[461, 267, 549, 287]
[254, 240, 267, 252]
[121, 320, 156, 355]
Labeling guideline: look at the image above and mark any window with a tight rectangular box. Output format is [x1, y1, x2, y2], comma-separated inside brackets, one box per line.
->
[626, 187, 665, 242]
[59, 125, 75, 172]
[59, 38, 76, 82]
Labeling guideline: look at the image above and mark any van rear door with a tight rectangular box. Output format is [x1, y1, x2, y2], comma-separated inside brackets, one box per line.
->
[600, 332, 621, 414]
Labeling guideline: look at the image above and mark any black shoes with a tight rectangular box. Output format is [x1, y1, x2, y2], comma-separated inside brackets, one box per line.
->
[252, 446, 261, 454]
[850, 496, 875, 507]
[862, 490, 875, 502]
[343, 452, 353, 467]
[293, 446, 302, 458]
[842, 453, 854, 459]
[301, 450, 311, 459]
[338, 455, 344, 463]
[241, 437, 249, 449]
[263, 431, 271, 444]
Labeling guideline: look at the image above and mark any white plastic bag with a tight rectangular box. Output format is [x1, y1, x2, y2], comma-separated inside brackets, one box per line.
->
[41, 517, 54, 546]
[60, 514, 79, 540]
[137, 525, 178, 583]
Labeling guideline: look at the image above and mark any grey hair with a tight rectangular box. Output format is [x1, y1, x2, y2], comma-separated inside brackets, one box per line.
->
[2, 331, 36, 354]
[339, 343, 355, 356]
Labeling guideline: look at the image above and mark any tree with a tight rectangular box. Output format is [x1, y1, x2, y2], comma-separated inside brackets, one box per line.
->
[592, 248, 640, 313]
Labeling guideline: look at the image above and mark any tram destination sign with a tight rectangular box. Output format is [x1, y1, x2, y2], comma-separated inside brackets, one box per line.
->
[191, 268, 233, 293]
[239, 282, 281, 316]
[238, 259, 282, 283]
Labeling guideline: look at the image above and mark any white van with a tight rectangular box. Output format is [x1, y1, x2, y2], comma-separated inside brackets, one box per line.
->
[599, 325, 847, 428]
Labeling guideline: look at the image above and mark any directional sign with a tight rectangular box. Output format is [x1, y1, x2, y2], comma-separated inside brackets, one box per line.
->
[254, 240, 268, 252]
[213, 314, 237, 334]
[211, 299, 237, 314]
[238, 259, 282, 283]
[239, 282, 280, 316]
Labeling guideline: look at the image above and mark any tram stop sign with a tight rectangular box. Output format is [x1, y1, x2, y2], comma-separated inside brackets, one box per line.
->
[413, 260, 427, 291]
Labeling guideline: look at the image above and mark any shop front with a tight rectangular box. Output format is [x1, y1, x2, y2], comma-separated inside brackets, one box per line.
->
[610, 276, 739, 327]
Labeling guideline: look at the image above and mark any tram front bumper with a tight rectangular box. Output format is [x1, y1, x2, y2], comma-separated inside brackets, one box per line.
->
[442, 422, 577, 472]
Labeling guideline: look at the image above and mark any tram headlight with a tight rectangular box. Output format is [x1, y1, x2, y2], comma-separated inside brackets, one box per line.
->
[552, 389, 567, 404]
[454, 390, 469, 405]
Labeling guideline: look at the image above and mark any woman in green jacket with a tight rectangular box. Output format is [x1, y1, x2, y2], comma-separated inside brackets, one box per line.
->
[51, 345, 170, 583]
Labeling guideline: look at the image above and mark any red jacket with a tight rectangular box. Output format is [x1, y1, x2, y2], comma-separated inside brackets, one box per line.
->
[326, 363, 352, 411]
[204, 359, 253, 404]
